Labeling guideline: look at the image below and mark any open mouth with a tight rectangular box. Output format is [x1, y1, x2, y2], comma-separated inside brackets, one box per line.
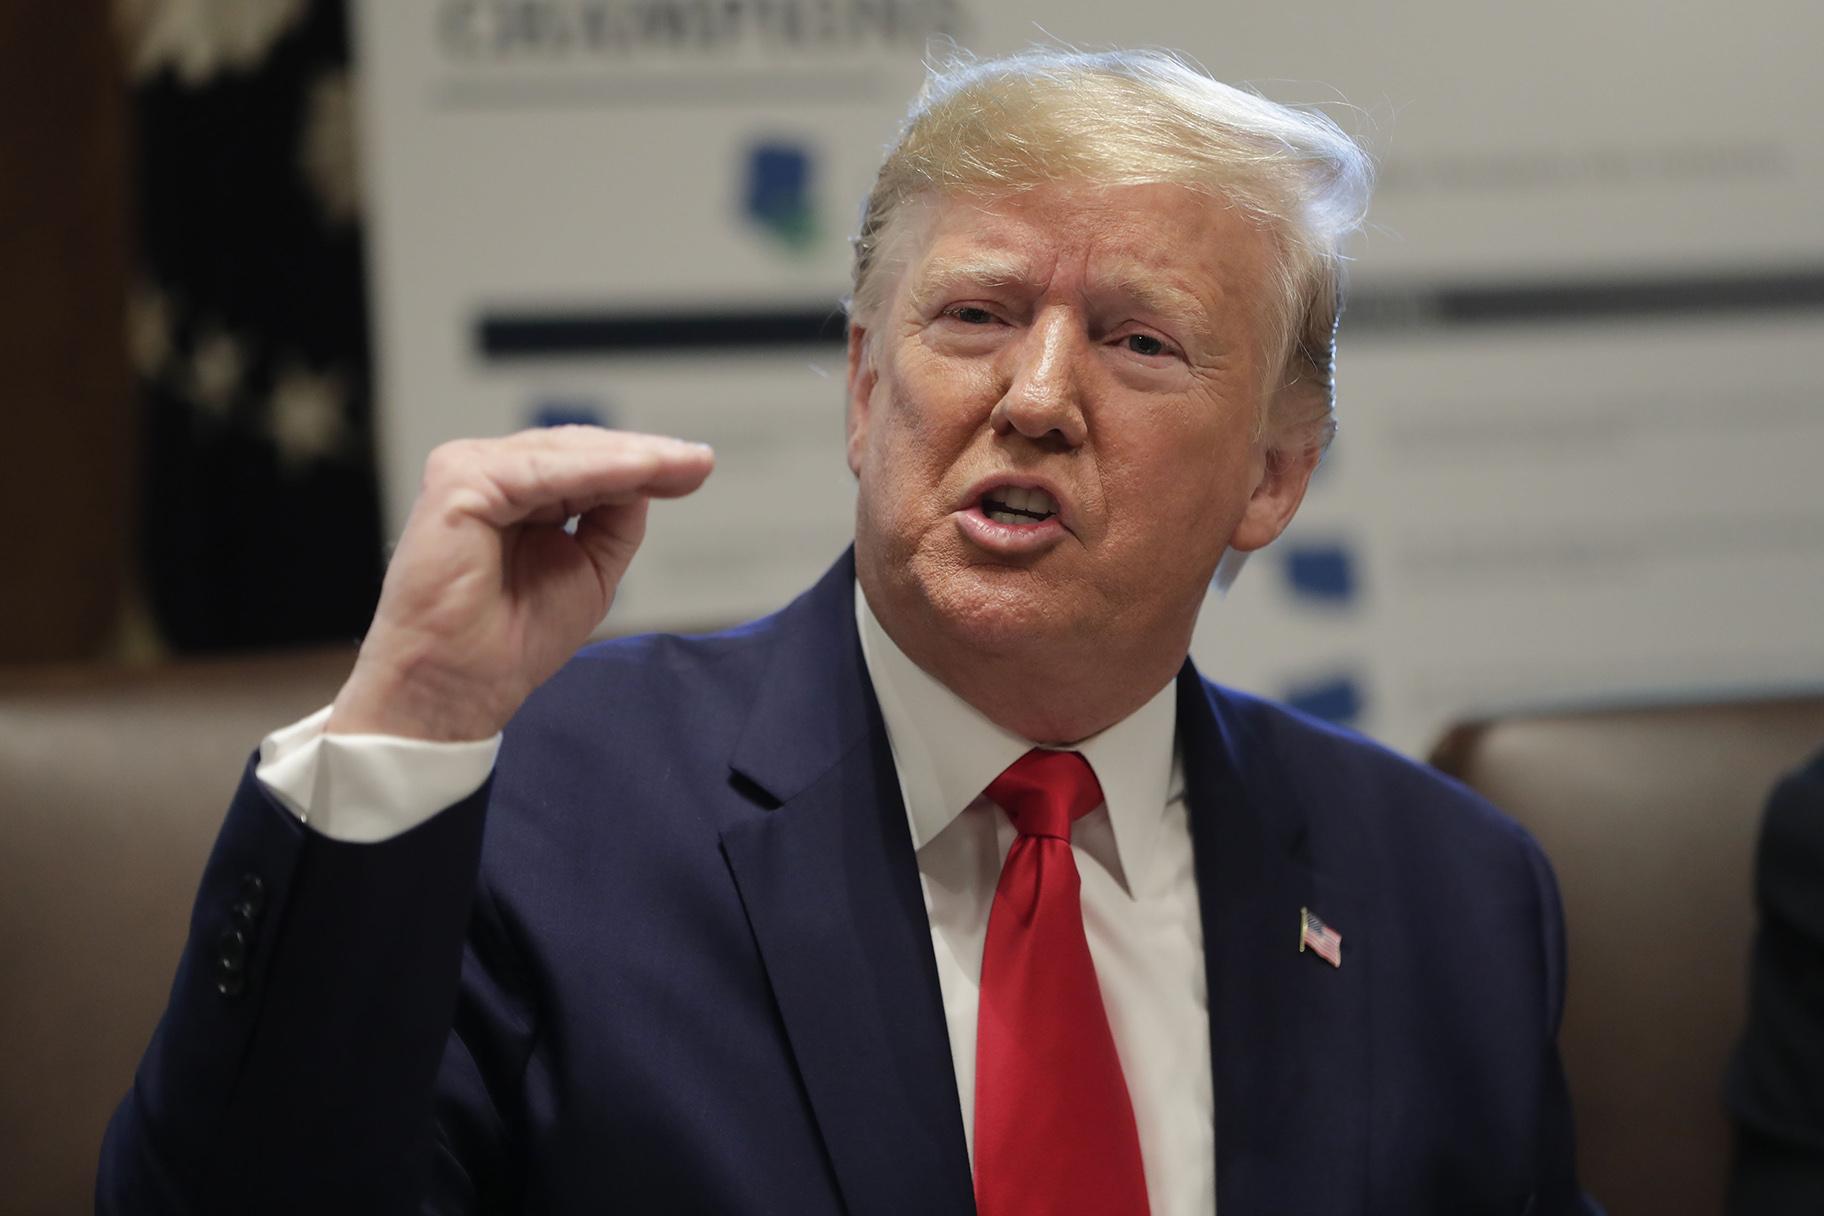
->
[979, 486, 1059, 526]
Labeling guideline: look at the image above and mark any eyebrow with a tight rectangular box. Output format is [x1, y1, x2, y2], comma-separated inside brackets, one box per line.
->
[907, 252, 1214, 338]
[905, 253, 1035, 314]
[1096, 264, 1213, 336]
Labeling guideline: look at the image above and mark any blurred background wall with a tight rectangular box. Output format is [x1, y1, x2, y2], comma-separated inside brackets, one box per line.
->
[2, 0, 1820, 738]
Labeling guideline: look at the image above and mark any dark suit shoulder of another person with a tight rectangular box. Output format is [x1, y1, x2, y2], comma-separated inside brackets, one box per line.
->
[1729, 746, 1824, 1215]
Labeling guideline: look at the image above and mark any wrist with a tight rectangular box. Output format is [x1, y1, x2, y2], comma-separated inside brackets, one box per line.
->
[327, 646, 513, 742]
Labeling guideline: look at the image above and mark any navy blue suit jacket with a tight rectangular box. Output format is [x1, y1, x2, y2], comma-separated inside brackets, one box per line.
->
[100, 553, 1595, 1214]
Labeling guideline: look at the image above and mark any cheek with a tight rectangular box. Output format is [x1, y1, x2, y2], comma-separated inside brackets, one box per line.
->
[858, 373, 948, 505]
[875, 349, 993, 452]
[1100, 407, 1257, 536]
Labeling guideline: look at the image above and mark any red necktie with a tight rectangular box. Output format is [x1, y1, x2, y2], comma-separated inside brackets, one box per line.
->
[974, 749, 1150, 1216]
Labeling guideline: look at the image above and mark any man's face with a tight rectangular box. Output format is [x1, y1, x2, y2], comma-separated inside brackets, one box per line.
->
[846, 180, 1317, 669]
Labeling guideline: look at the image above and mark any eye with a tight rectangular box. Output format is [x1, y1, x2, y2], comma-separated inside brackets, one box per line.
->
[1125, 333, 1165, 356]
[943, 305, 997, 325]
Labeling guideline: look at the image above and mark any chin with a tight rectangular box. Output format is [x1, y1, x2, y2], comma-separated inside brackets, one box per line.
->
[917, 561, 1092, 651]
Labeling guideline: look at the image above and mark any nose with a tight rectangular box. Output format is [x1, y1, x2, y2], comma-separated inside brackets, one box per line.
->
[989, 307, 1088, 450]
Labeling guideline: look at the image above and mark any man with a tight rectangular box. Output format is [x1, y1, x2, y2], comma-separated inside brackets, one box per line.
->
[100, 49, 1597, 1214]
[1728, 746, 1824, 1213]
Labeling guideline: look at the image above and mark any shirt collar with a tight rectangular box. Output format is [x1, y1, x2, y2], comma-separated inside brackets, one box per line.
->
[854, 581, 1178, 896]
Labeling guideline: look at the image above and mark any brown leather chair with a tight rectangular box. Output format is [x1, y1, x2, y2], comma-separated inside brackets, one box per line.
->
[0, 648, 355, 1216]
[1431, 695, 1824, 1216]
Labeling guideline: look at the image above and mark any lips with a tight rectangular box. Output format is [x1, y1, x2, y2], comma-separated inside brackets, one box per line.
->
[961, 475, 1071, 531]
[952, 476, 1073, 555]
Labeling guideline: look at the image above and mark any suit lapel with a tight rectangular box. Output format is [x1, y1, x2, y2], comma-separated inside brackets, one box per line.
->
[719, 554, 974, 1216]
[1179, 669, 1370, 1216]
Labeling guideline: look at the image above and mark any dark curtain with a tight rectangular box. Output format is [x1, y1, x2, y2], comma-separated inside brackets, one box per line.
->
[131, 0, 381, 652]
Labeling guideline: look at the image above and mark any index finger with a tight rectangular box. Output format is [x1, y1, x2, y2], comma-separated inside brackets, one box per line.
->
[428, 428, 716, 528]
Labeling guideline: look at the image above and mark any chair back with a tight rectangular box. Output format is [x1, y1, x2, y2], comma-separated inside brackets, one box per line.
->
[1431, 695, 1824, 1216]
[0, 649, 354, 1215]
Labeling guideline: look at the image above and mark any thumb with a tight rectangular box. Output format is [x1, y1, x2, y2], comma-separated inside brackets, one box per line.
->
[571, 496, 652, 591]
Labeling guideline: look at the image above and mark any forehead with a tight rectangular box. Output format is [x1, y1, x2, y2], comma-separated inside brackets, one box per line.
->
[897, 181, 1277, 315]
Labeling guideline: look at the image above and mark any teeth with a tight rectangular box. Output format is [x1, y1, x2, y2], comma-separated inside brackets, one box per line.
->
[988, 486, 1057, 517]
[987, 509, 1024, 525]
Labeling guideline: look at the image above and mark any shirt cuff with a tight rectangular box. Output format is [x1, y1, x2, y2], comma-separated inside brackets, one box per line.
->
[255, 706, 502, 844]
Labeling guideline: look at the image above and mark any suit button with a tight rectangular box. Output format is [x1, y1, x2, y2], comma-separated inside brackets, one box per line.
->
[231, 899, 260, 929]
[217, 928, 247, 975]
[239, 873, 266, 916]
[216, 928, 248, 998]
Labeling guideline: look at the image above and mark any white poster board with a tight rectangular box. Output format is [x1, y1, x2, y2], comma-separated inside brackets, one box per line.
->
[353, 0, 1824, 752]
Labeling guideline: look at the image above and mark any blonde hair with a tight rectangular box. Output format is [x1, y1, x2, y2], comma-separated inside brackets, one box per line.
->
[849, 47, 1373, 449]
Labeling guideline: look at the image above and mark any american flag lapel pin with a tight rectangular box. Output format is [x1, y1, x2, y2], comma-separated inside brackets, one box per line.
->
[1300, 906, 1343, 969]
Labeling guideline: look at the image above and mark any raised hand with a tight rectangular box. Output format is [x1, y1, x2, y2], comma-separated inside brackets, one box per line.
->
[325, 427, 714, 741]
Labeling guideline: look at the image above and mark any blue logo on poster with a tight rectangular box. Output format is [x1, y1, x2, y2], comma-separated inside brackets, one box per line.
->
[1283, 542, 1358, 605]
[528, 399, 614, 430]
[1283, 673, 1365, 726]
[743, 142, 817, 252]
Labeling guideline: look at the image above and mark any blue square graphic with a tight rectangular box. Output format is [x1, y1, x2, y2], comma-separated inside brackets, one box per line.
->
[1283, 673, 1366, 725]
[743, 142, 817, 251]
[1282, 542, 1358, 605]
[528, 400, 612, 430]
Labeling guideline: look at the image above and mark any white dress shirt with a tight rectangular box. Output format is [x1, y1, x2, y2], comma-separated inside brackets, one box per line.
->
[255, 587, 1214, 1214]
[854, 591, 1213, 1215]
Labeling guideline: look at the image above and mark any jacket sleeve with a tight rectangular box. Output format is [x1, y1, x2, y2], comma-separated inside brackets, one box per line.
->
[1523, 831, 1608, 1216]
[96, 756, 494, 1215]
[1726, 748, 1824, 1216]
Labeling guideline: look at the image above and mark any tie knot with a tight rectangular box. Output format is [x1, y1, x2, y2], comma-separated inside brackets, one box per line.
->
[986, 749, 1103, 839]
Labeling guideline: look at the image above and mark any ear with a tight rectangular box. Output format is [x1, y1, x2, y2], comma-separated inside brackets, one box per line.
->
[844, 323, 876, 478]
[1228, 440, 1322, 553]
